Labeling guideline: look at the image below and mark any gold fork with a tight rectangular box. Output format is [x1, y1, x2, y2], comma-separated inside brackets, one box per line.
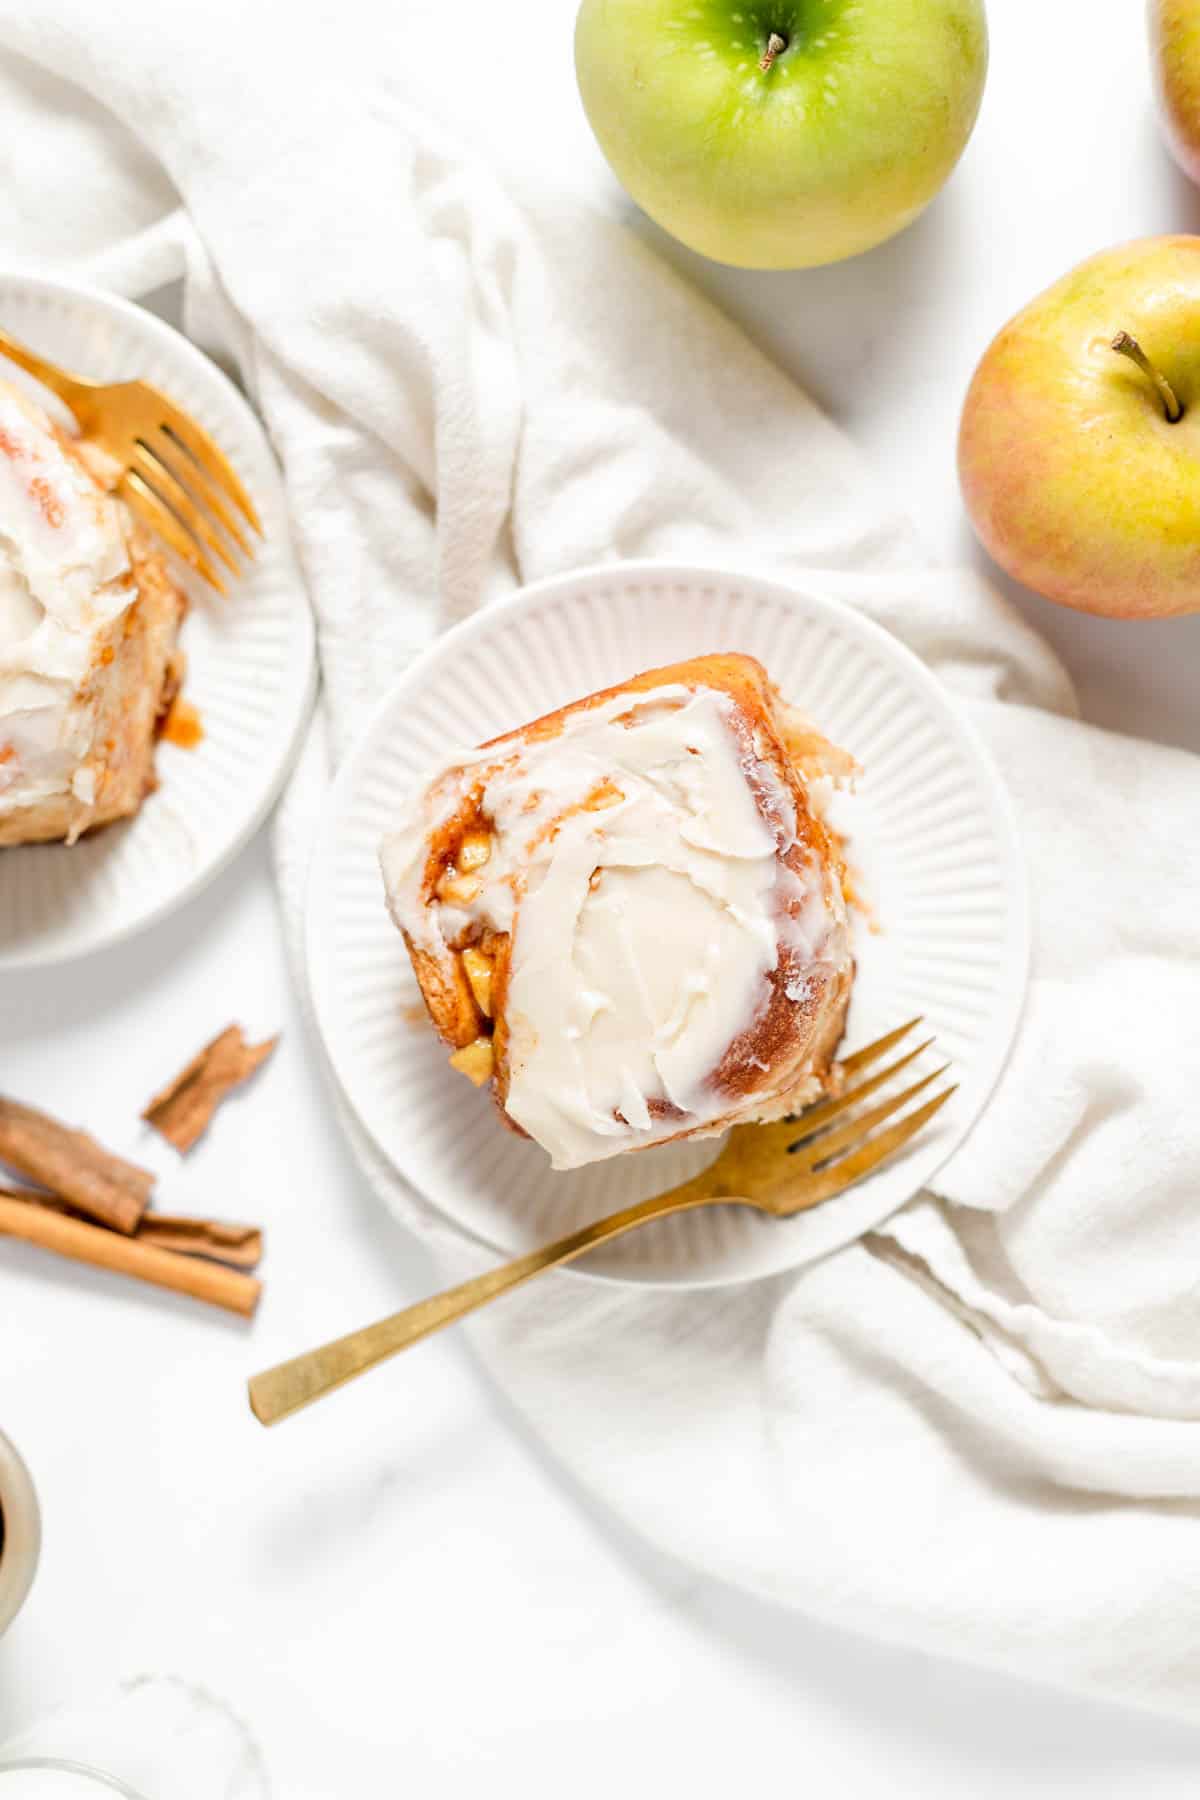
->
[0, 324, 262, 595]
[248, 1019, 953, 1426]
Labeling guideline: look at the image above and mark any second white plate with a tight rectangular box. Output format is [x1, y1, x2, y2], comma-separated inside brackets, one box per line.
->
[0, 272, 315, 969]
[307, 562, 1028, 1288]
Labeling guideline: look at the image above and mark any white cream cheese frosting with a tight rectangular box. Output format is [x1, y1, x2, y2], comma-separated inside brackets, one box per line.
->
[382, 682, 850, 1171]
[0, 380, 135, 820]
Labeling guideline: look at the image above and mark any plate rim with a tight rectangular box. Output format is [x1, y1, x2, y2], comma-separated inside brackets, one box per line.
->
[306, 557, 1031, 1291]
[0, 265, 317, 970]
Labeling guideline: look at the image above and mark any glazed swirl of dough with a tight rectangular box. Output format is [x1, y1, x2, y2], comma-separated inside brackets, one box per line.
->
[383, 659, 853, 1172]
[0, 380, 134, 819]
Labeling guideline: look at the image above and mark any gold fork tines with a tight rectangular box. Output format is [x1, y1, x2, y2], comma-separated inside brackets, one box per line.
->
[247, 1018, 955, 1426]
[0, 324, 262, 595]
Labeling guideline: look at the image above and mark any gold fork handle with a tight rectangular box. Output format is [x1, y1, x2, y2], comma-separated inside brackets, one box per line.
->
[247, 1180, 715, 1427]
[0, 327, 88, 414]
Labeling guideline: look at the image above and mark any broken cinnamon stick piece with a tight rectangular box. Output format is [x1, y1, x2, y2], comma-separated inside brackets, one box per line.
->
[0, 1097, 152, 1235]
[143, 1024, 278, 1154]
[0, 1194, 260, 1318]
[136, 1215, 263, 1270]
[0, 1188, 262, 1271]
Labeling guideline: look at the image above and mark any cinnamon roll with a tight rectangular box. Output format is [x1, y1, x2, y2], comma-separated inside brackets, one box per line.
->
[0, 378, 186, 848]
[382, 653, 855, 1171]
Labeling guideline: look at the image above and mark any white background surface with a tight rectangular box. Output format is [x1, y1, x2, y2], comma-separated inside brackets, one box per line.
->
[4, 2, 1200, 1793]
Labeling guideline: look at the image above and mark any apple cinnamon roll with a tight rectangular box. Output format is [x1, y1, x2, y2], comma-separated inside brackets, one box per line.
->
[0, 378, 186, 848]
[381, 653, 855, 1171]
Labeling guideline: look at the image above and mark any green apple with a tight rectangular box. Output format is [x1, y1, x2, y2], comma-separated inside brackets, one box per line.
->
[1150, 0, 1200, 185]
[959, 237, 1200, 620]
[574, 0, 988, 270]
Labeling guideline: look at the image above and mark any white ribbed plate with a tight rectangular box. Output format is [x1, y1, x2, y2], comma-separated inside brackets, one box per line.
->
[0, 272, 315, 968]
[308, 563, 1028, 1288]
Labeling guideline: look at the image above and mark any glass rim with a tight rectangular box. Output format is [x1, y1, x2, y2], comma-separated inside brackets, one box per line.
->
[0, 1758, 147, 1797]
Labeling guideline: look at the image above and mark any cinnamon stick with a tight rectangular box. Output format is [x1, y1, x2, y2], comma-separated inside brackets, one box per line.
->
[0, 1097, 152, 1235]
[143, 1024, 278, 1153]
[0, 1194, 260, 1318]
[0, 1188, 262, 1271]
[136, 1214, 262, 1270]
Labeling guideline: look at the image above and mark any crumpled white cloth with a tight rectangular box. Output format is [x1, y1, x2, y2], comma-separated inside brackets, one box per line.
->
[0, 1675, 268, 1798]
[2, 0, 1200, 1725]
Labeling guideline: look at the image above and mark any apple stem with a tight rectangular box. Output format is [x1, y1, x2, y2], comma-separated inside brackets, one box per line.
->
[759, 31, 787, 72]
[1111, 330, 1184, 423]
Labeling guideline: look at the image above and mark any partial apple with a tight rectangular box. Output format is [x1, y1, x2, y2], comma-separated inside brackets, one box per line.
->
[574, 0, 988, 271]
[959, 237, 1200, 621]
[1150, 0, 1200, 184]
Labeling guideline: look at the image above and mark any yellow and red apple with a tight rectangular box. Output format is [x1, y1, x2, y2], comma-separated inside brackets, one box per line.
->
[1150, 0, 1200, 184]
[959, 237, 1200, 620]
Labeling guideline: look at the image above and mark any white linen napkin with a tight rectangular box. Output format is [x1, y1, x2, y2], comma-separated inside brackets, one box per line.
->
[3, 0, 1200, 1724]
